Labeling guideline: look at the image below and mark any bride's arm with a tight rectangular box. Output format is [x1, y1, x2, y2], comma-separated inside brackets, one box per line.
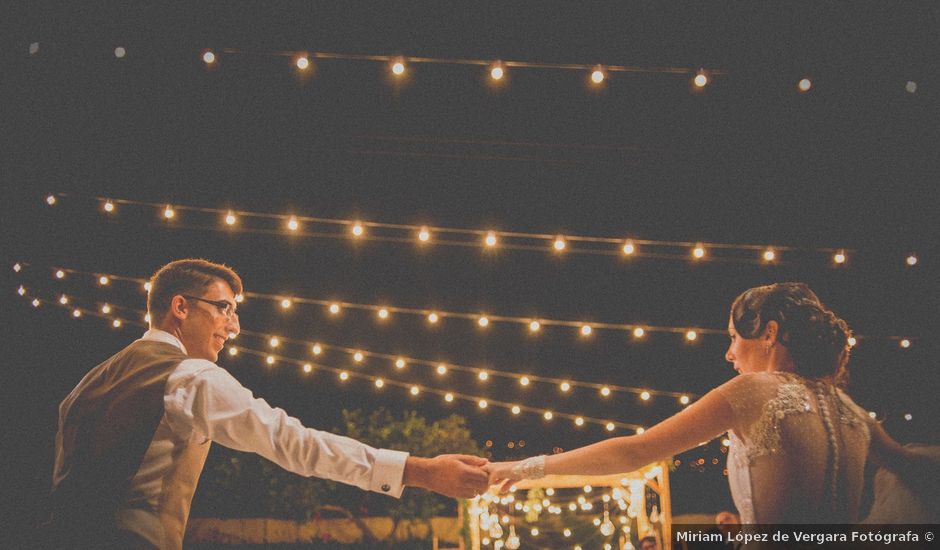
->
[540, 385, 736, 476]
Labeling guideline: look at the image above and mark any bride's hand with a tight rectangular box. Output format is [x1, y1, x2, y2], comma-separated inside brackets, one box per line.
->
[483, 461, 521, 493]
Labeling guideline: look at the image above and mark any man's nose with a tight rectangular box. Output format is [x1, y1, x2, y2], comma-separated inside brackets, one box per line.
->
[226, 315, 240, 337]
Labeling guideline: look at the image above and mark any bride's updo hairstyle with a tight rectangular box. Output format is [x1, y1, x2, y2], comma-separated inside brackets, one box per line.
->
[731, 283, 852, 379]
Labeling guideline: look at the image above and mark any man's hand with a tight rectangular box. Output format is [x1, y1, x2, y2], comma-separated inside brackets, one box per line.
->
[403, 454, 489, 498]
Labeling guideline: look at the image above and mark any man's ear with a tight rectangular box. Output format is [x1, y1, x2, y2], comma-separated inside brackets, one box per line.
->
[169, 295, 189, 321]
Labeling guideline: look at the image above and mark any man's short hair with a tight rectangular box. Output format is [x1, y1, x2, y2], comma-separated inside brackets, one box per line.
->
[147, 259, 243, 320]
[639, 535, 658, 549]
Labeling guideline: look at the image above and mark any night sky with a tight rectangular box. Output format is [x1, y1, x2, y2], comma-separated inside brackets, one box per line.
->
[3, 2, 938, 537]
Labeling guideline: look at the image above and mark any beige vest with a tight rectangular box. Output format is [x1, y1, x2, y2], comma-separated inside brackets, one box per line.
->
[51, 340, 211, 549]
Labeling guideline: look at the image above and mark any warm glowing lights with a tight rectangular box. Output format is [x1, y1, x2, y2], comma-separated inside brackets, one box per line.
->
[543, 411, 553, 420]
[478, 371, 489, 381]
[31, 299, 40, 307]
[622, 240, 636, 255]
[847, 336, 857, 347]
[900, 339, 911, 349]
[228, 346, 238, 356]
[311, 343, 323, 355]
[295, 56, 310, 70]
[590, 68, 606, 84]
[489, 64, 504, 81]
[391, 59, 406, 76]
[59, 295, 69, 305]
[351, 222, 364, 237]
[13, 263, 22, 272]
[763, 248, 776, 262]
[101, 303, 111, 314]
[444, 393, 454, 402]
[280, 298, 292, 309]
[798, 78, 812, 92]
[904, 413, 913, 421]
[374, 378, 385, 388]
[417, 226, 431, 242]
[640, 391, 651, 401]
[560, 382, 571, 392]
[906, 254, 917, 266]
[377, 308, 389, 320]
[339, 371, 349, 381]
[73, 309, 82, 318]
[436, 364, 448, 375]
[144, 282, 152, 292]
[202, 50, 216, 64]
[636, 427, 645, 435]
[478, 316, 489, 328]
[163, 205, 175, 219]
[303, 363, 312, 373]
[528, 320, 541, 332]
[722, 438, 731, 447]
[114, 47, 126, 59]
[144, 313, 151, 323]
[693, 72, 708, 87]
[484, 231, 498, 248]
[17, 285, 26, 296]
[427, 312, 439, 324]
[531, 528, 539, 536]
[56, 270, 65, 279]
[692, 245, 706, 259]
[686, 330, 698, 341]
[519, 376, 530, 386]
[834, 251, 846, 264]
[575, 417, 584, 426]
[225, 211, 236, 225]
[479, 400, 488, 409]
[269, 337, 280, 348]
[353, 351, 364, 363]
[680, 395, 691, 405]
[580, 324, 593, 336]
[905, 81, 917, 94]
[553, 237, 566, 251]
[409, 386, 420, 396]
[606, 422, 615, 431]
[395, 358, 406, 369]
[266, 355, 275, 365]
[112, 319, 122, 328]
[103, 200, 115, 213]
[511, 405, 521, 415]
[328, 303, 341, 315]
[600, 386, 611, 397]
[287, 216, 299, 231]
[46, 194, 57, 206]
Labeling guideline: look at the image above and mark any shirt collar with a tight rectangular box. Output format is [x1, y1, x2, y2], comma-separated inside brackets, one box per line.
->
[141, 328, 188, 355]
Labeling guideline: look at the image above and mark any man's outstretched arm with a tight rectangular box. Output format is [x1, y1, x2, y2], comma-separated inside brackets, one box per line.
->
[403, 454, 489, 499]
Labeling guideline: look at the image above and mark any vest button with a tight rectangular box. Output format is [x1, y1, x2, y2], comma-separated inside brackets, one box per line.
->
[381, 484, 391, 492]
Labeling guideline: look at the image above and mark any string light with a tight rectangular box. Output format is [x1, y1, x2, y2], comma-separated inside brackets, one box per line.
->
[622, 240, 636, 255]
[543, 411, 553, 420]
[606, 422, 615, 431]
[266, 355, 275, 365]
[906, 81, 917, 94]
[686, 330, 698, 341]
[417, 226, 431, 242]
[351, 222, 364, 237]
[580, 324, 593, 337]
[560, 382, 571, 392]
[287, 216, 299, 231]
[32, 298, 40, 307]
[847, 336, 857, 347]
[59, 295, 68, 305]
[353, 351, 364, 362]
[303, 363, 312, 373]
[636, 427, 645, 434]
[798, 78, 812, 92]
[478, 316, 489, 328]
[112, 319, 122, 328]
[295, 56, 310, 70]
[600, 386, 611, 397]
[528, 320, 541, 332]
[762, 248, 776, 262]
[427, 312, 439, 324]
[114, 47, 126, 59]
[410, 385, 420, 396]
[391, 58, 406, 76]
[328, 303, 340, 315]
[229, 346, 238, 356]
[679, 395, 690, 405]
[633, 327, 645, 338]
[339, 371, 349, 381]
[144, 313, 151, 323]
[479, 399, 488, 409]
[377, 308, 389, 320]
[692, 244, 706, 259]
[553, 237, 567, 252]
[56, 270, 65, 279]
[693, 72, 708, 87]
[640, 391, 651, 401]
[590, 67, 606, 84]
[312, 343, 323, 355]
[395, 358, 406, 369]
[144, 282, 152, 292]
[511, 405, 521, 415]
[374, 378, 385, 388]
[489, 62, 504, 81]
[280, 298, 292, 309]
[163, 205, 175, 219]
[478, 371, 489, 381]
[484, 231, 498, 248]
[904, 413, 913, 421]
[269, 337, 280, 348]
[436, 364, 448, 375]
[225, 211, 237, 225]
[103, 200, 115, 213]
[46, 194, 57, 206]
[575, 417, 584, 426]
[519, 376, 530, 386]
[17, 285, 26, 296]
[445, 392, 454, 402]
[202, 50, 216, 64]
[833, 251, 846, 264]
[101, 303, 111, 314]
[13, 263, 22, 272]
[900, 339, 911, 349]
[906, 254, 917, 266]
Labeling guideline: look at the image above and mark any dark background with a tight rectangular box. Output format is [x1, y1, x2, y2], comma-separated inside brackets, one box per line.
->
[3, 1, 938, 540]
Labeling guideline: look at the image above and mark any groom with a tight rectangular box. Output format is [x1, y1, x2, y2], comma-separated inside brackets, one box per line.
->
[49, 258, 489, 549]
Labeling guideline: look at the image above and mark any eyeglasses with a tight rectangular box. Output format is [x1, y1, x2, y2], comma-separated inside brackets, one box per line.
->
[182, 295, 238, 319]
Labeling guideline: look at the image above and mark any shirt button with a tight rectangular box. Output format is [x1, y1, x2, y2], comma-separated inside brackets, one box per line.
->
[381, 484, 391, 492]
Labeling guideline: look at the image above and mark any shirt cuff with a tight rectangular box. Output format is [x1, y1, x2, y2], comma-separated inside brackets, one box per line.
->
[369, 448, 409, 498]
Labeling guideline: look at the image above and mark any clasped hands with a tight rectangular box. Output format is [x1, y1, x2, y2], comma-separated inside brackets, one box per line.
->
[404, 455, 524, 499]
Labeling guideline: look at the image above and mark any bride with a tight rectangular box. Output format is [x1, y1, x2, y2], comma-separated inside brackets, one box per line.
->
[485, 282, 931, 524]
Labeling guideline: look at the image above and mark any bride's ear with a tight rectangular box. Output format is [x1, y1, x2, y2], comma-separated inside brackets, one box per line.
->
[763, 320, 779, 345]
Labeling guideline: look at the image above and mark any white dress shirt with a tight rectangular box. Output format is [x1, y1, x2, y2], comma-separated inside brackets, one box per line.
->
[129, 329, 409, 500]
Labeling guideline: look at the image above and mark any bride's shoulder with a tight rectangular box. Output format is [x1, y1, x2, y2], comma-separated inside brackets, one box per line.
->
[714, 372, 785, 413]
